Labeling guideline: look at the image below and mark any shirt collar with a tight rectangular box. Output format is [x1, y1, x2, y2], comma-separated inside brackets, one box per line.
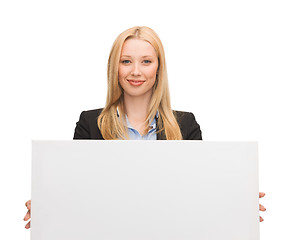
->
[116, 107, 158, 130]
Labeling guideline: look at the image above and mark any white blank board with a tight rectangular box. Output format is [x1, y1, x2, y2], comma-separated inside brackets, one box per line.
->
[31, 140, 259, 240]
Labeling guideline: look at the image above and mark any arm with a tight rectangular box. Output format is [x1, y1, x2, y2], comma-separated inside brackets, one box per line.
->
[73, 111, 91, 139]
[185, 112, 202, 140]
[175, 111, 202, 140]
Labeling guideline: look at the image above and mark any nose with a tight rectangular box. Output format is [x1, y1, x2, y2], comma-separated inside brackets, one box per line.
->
[131, 63, 141, 76]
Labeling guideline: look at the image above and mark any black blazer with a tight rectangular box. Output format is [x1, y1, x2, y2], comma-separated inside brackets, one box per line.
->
[73, 108, 202, 140]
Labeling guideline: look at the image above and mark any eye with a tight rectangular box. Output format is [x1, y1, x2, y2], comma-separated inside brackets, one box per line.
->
[143, 60, 152, 64]
[121, 60, 131, 64]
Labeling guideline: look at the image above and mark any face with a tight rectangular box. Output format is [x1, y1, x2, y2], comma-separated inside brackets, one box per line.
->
[118, 38, 159, 99]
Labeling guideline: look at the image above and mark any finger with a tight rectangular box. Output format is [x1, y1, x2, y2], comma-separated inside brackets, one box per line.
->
[260, 216, 264, 222]
[25, 200, 31, 210]
[25, 221, 31, 229]
[259, 192, 265, 198]
[24, 210, 31, 221]
[259, 204, 266, 211]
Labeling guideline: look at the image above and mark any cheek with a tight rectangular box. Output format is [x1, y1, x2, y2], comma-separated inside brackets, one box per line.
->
[118, 67, 128, 84]
[118, 67, 124, 80]
[148, 66, 158, 80]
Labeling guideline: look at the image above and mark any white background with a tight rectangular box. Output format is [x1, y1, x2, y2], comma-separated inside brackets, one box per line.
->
[0, 0, 287, 239]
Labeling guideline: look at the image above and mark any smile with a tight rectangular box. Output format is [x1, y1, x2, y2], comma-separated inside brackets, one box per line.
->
[127, 79, 145, 86]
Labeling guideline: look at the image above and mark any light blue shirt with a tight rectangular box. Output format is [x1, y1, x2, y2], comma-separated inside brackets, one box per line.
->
[125, 115, 157, 140]
[116, 107, 158, 140]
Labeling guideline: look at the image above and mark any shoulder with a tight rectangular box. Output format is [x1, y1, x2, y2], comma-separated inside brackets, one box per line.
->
[173, 110, 202, 140]
[173, 110, 195, 119]
[78, 108, 104, 121]
[173, 110, 197, 125]
[73, 108, 104, 139]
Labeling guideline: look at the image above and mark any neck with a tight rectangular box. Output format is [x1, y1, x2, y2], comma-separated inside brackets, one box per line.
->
[123, 92, 152, 122]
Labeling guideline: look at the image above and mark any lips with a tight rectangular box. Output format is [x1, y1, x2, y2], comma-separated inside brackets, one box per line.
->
[127, 79, 145, 86]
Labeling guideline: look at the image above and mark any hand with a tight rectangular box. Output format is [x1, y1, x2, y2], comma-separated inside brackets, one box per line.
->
[259, 192, 266, 222]
[23, 200, 31, 229]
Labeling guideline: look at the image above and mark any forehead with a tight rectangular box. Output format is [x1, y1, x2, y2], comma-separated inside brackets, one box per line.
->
[121, 38, 157, 57]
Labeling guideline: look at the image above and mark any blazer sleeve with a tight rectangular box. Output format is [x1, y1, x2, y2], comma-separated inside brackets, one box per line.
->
[185, 112, 202, 140]
[73, 111, 90, 139]
[176, 111, 202, 140]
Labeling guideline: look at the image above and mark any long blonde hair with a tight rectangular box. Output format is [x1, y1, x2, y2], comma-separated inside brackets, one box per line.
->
[98, 26, 182, 140]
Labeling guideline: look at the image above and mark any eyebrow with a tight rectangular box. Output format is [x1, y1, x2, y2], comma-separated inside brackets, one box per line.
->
[120, 55, 154, 58]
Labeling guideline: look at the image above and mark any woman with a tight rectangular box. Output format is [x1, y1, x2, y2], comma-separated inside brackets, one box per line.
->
[24, 26, 266, 228]
[73, 26, 201, 140]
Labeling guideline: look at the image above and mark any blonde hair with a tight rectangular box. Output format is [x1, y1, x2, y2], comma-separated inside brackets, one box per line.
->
[98, 26, 182, 140]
